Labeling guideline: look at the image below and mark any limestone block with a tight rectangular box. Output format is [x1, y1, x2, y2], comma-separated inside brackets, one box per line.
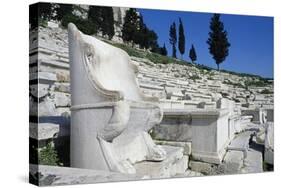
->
[154, 140, 192, 155]
[222, 150, 244, 174]
[242, 148, 263, 173]
[229, 115, 242, 139]
[134, 145, 188, 178]
[184, 101, 200, 109]
[56, 71, 70, 82]
[54, 82, 70, 93]
[50, 91, 71, 107]
[56, 107, 71, 117]
[29, 123, 59, 140]
[39, 58, 70, 70]
[30, 72, 57, 83]
[30, 83, 51, 99]
[190, 109, 230, 164]
[153, 109, 192, 142]
[217, 98, 236, 116]
[189, 160, 215, 175]
[159, 100, 185, 109]
[30, 96, 58, 116]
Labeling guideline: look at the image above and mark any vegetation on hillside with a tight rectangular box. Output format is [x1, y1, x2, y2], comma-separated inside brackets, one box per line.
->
[111, 43, 188, 65]
[30, 3, 271, 81]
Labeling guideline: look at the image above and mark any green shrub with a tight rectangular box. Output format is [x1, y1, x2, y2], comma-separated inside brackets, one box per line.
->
[111, 43, 145, 58]
[245, 80, 267, 87]
[38, 17, 48, 28]
[111, 42, 192, 65]
[38, 142, 59, 166]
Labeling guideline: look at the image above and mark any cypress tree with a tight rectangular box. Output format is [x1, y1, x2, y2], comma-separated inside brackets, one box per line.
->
[189, 44, 197, 63]
[169, 22, 177, 58]
[207, 14, 230, 70]
[100, 7, 115, 39]
[160, 43, 168, 56]
[135, 14, 146, 49]
[178, 18, 185, 59]
[54, 4, 73, 21]
[122, 8, 139, 44]
[88, 6, 102, 33]
[30, 3, 53, 28]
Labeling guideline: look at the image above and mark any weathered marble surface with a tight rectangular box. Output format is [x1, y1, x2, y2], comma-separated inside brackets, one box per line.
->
[29, 123, 59, 140]
[190, 109, 230, 164]
[134, 145, 188, 178]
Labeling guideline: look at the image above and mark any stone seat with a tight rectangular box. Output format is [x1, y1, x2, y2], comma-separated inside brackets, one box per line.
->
[68, 23, 167, 174]
[134, 145, 188, 178]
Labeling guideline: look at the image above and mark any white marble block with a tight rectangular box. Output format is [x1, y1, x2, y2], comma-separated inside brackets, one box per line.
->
[241, 108, 267, 124]
[190, 109, 230, 164]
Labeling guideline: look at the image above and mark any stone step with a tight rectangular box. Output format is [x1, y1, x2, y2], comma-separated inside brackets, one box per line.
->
[29, 164, 137, 186]
[174, 170, 203, 177]
[134, 145, 188, 178]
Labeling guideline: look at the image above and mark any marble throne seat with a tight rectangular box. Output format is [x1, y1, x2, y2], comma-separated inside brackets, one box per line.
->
[68, 23, 166, 174]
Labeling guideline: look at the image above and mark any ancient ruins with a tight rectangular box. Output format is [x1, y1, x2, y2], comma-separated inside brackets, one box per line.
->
[29, 18, 274, 186]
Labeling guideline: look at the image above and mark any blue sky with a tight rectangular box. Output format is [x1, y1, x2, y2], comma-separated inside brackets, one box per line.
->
[137, 9, 274, 78]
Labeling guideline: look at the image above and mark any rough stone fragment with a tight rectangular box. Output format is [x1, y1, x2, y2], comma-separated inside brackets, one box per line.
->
[134, 145, 188, 178]
[56, 71, 70, 82]
[222, 150, 244, 174]
[30, 97, 58, 116]
[51, 92, 71, 107]
[54, 82, 70, 93]
[154, 140, 192, 156]
[189, 160, 216, 175]
[242, 148, 263, 173]
[30, 123, 59, 140]
[153, 109, 192, 142]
